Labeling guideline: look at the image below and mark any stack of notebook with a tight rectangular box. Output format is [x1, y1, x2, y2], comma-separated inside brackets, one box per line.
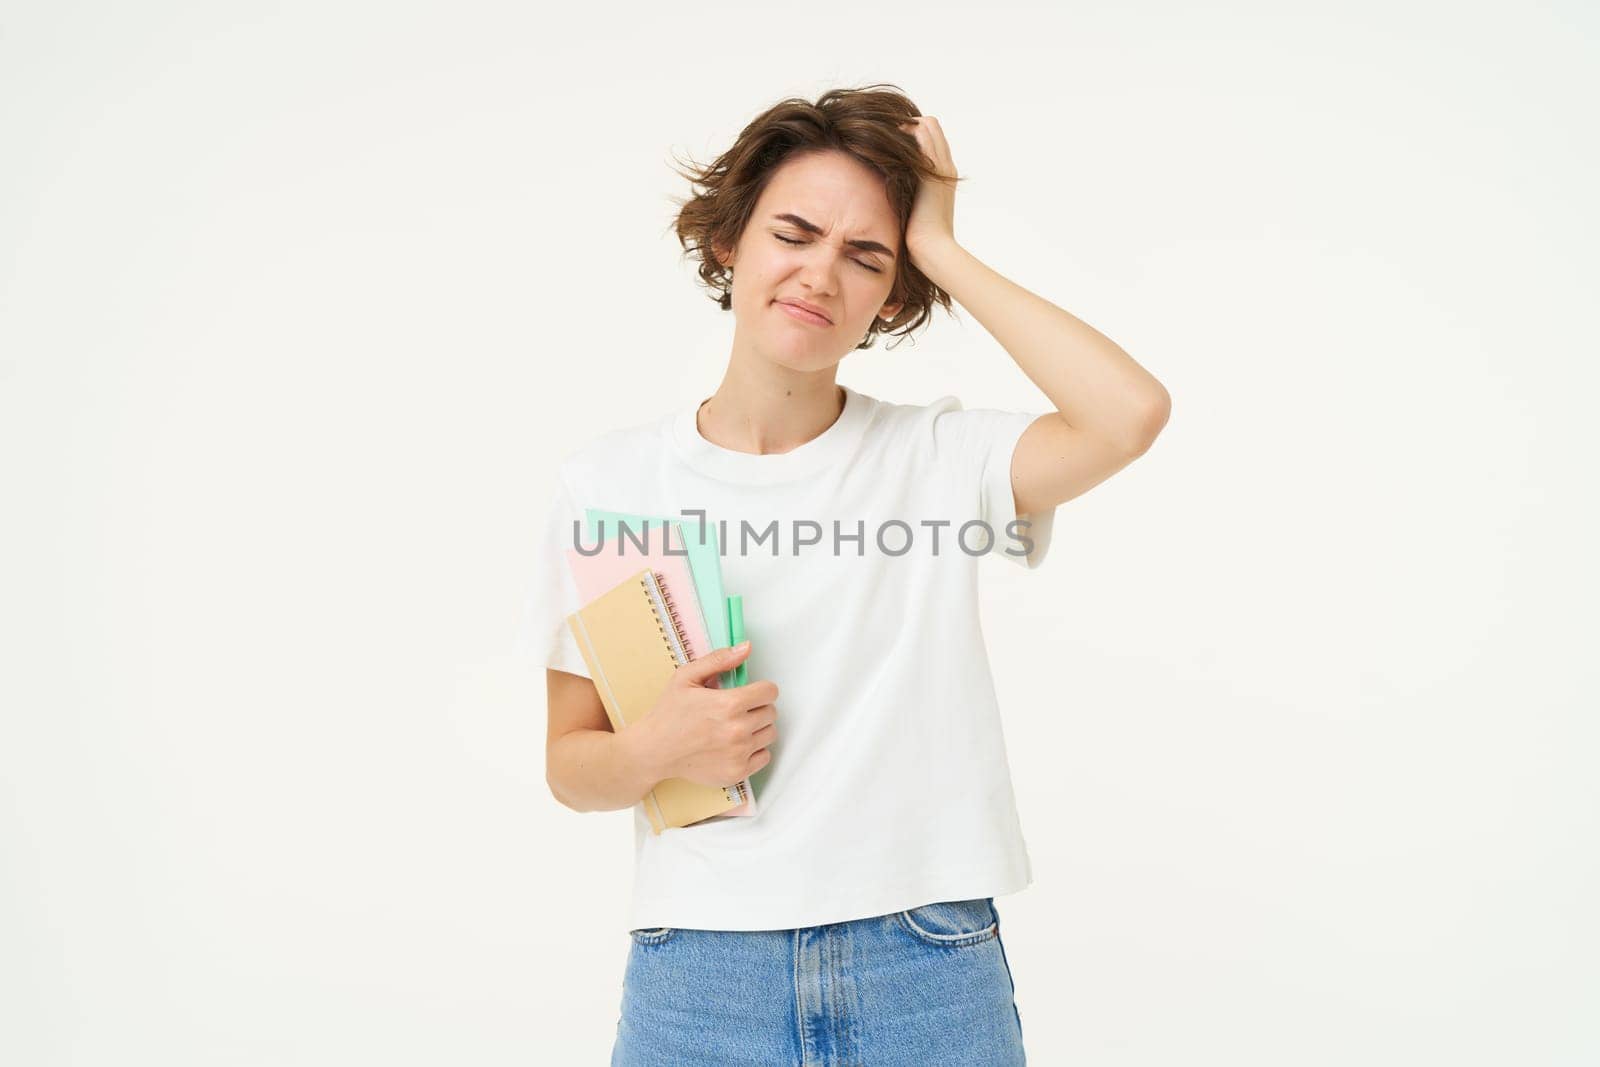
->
[563, 511, 758, 835]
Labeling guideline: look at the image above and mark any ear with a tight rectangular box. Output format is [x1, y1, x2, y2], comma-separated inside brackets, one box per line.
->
[879, 300, 903, 322]
[713, 240, 736, 270]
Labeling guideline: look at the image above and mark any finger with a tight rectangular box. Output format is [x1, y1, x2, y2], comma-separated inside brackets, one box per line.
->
[909, 114, 947, 157]
[679, 640, 751, 686]
[723, 678, 779, 712]
[903, 123, 940, 167]
[900, 127, 932, 163]
[743, 747, 772, 776]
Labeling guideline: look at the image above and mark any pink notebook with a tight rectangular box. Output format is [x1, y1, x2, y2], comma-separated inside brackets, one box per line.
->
[563, 522, 756, 819]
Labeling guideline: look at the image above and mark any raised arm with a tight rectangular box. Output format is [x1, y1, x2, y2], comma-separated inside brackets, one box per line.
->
[899, 116, 1172, 514]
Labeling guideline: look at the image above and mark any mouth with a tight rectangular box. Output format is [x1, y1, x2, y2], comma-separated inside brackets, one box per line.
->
[776, 299, 833, 326]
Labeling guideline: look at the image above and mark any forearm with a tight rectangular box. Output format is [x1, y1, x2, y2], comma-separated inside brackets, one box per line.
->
[913, 237, 1170, 452]
[546, 726, 664, 813]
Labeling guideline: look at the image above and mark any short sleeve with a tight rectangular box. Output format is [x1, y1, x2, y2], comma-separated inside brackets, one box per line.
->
[930, 399, 1057, 570]
[532, 476, 592, 678]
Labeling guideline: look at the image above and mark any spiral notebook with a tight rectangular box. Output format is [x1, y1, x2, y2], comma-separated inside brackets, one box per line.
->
[564, 523, 718, 666]
[565, 567, 752, 834]
[564, 521, 756, 822]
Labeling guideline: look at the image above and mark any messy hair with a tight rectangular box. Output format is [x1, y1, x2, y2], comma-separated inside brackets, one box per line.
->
[668, 84, 961, 351]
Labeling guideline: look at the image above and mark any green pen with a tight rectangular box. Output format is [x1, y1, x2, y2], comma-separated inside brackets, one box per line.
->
[726, 595, 747, 687]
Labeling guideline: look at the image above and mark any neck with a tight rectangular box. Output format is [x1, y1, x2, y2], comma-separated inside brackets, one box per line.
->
[696, 364, 845, 457]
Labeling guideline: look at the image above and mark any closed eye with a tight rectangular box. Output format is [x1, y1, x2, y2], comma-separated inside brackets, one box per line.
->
[774, 233, 883, 274]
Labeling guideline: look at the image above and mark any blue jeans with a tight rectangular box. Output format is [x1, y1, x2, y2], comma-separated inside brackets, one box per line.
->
[611, 896, 1026, 1066]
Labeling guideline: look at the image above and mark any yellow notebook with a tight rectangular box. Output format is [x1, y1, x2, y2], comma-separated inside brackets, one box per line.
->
[565, 567, 747, 834]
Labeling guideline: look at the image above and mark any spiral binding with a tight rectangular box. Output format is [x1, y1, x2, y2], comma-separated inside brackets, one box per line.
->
[636, 572, 748, 806]
[640, 570, 692, 664]
[639, 568, 749, 808]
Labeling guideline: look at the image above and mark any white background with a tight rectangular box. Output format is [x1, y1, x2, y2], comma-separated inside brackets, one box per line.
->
[3, 1, 1596, 1063]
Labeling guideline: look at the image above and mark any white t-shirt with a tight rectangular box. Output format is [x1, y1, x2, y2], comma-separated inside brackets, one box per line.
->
[534, 383, 1056, 931]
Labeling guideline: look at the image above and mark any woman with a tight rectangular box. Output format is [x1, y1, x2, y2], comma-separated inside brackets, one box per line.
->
[538, 84, 1170, 1065]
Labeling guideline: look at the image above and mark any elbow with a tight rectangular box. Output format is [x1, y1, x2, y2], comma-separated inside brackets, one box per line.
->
[1118, 385, 1171, 457]
[545, 737, 591, 812]
[1141, 385, 1173, 444]
[549, 783, 594, 814]
[546, 769, 582, 813]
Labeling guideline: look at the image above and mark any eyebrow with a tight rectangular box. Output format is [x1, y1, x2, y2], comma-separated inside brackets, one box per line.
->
[771, 213, 896, 260]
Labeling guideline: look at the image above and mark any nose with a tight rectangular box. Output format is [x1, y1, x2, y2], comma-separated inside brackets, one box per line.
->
[796, 244, 840, 296]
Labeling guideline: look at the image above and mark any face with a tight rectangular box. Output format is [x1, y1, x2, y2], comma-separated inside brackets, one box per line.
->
[715, 150, 904, 373]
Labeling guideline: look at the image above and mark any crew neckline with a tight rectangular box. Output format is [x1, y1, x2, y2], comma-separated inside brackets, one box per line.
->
[669, 383, 875, 485]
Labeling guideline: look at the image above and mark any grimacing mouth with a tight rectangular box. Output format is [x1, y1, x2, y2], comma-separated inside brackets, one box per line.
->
[776, 297, 834, 325]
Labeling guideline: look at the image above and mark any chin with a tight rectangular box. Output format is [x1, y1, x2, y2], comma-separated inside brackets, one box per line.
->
[764, 343, 847, 375]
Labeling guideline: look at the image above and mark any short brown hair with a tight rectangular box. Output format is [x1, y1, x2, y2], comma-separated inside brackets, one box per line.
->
[668, 84, 961, 350]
